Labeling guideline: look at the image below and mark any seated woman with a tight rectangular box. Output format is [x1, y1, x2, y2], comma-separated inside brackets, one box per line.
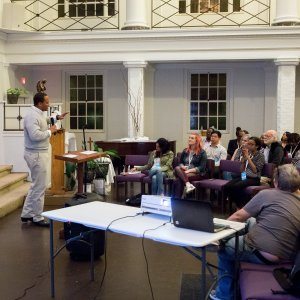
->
[231, 134, 250, 162]
[224, 136, 265, 209]
[173, 133, 207, 198]
[131, 138, 174, 195]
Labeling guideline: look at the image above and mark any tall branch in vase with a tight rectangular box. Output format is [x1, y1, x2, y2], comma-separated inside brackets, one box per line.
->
[122, 72, 143, 138]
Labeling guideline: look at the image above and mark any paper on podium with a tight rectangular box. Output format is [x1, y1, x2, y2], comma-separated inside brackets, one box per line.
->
[63, 154, 78, 158]
[80, 150, 97, 155]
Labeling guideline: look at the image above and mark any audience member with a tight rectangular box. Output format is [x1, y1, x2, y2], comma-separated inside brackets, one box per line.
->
[202, 127, 214, 149]
[280, 131, 291, 149]
[210, 164, 300, 300]
[205, 130, 227, 177]
[131, 138, 174, 195]
[286, 133, 300, 159]
[262, 130, 284, 166]
[231, 134, 250, 162]
[223, 137, 265, 208]
[173, 133, 207, 198]
[227, 127, 244, 159]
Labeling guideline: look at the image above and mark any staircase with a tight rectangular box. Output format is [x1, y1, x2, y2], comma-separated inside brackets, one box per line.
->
[0, 165, 30, 218]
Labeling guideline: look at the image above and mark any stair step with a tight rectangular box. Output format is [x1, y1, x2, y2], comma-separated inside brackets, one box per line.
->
[0, 173, 28, 196]
[0, 182, 31, 218]
[0, 165, 13, 178]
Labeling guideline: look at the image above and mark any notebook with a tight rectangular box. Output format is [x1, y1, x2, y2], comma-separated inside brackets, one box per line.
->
[171, 198, 230, 233]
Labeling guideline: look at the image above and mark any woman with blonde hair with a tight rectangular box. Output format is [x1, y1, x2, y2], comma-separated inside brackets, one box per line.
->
[173, 133, 207, 198]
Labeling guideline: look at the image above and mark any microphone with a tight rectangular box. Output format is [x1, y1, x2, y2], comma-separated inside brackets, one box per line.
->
[50, 117, 55, 126]
[82, 124, 88, 129]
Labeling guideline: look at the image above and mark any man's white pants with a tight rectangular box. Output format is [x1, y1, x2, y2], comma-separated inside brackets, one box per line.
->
[21, 151, 48, 222]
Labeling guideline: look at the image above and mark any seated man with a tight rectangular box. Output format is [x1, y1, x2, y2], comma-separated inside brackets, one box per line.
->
[210, 164, 300, 300]
[263, 130, 284, 166]
[205, 130, 227, 177]
[227, 127, 244, 159]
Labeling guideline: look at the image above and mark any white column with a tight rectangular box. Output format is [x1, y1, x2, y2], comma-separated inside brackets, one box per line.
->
[123, 61, 147, 139]
[274, 58, 299, 137]
[273, 0, 300, 25]
[122, 0, 149, 30]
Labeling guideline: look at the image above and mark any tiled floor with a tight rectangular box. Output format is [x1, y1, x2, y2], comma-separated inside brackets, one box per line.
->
[0, 184, 221, 300]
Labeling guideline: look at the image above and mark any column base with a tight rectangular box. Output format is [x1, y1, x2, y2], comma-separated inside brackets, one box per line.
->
[273, 16, 300, 26]
[121, 25, 150, 30]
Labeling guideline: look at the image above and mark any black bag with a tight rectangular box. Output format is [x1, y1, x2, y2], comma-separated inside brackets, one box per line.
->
[125, 193, 142, 207]
[64, 193, 105, 261]
[273, 252, 300, 297]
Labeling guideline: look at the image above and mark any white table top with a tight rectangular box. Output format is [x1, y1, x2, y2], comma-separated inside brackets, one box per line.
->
[42, 202, 245, 248]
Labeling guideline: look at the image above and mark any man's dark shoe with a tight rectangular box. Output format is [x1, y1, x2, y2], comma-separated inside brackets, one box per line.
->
[21, 217, 33, 223]
[33, 220, 50, 227]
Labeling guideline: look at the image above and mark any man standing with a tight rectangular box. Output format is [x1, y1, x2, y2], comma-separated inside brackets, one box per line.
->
[210, 164, 300, 300]
[263, 130, 284, 166]
[205, 130, 227, 177]
[21, 92, 67, 227]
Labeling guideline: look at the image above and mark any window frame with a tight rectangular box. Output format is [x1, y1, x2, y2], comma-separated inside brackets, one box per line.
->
[65, 71, 106, 133]
[187, 69, 231, 134]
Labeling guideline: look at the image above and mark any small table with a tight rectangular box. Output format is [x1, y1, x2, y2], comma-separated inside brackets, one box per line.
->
[54, 151, 103, 194]
[43, 202, 245, 298]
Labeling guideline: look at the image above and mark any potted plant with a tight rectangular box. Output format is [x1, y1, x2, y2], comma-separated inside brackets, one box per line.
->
[7, 88, 28, 104]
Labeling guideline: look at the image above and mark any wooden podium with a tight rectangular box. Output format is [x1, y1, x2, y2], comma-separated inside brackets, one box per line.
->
[49, 129, 65, 195]
[55, 151, 103, 194]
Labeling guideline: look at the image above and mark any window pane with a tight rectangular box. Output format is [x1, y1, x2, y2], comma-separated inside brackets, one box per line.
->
[87, 4, 94, 16]
[191, 74, 198, 86]
[220, 0, 228, 12]
[70, 76, 77, 88]
[70, 103, 77, 115]
[190, 117, 198, 130]
[191, 88, 198, 100]
[219, 87, 226, 100]
[58, 5, 65, 18]
[209, 74, 218, 86]
[87, 75, 95, 88]
[200, 74, 208, 86]
[219, 73, 227, 86]
[96, 103, 103, 115]
[209, 88, 217, 100]
[233, 0, 240, 12]
[96, 89, 103, 101]
[210, 0, 219, 12]
[199, 103, 208, 116]
[78, 75, 86, 88]
[96, 3, 104, 16]
[209, 102, 217, 115]
[69, 4, 76, 17]
[200, 0, 208, 12]
[78, 3, 85, 17]
[218, 117, 226, 130]
[87, 89, 95, 101]
[191, 0, 199, 13]
[190, 102, 198, 116]
[70, 89, 77, 102]
[87, 117, 95, 129]
[78, 117, 86, 129]
[199, 117, 208, 130]
[199, 88, 208, 101]
[218, 102, 226, 116]
[87, 103, 95, 116]
[70, 117, 77, 130]
[108, 0, 115, 16]
[78, 103, 86, 115]
[96, 75, 103, 87]
[78, 89, 86, 101]
[179, 0, 186, 13]
[209, 117, 217, 129]
[96, 117, 103, 130]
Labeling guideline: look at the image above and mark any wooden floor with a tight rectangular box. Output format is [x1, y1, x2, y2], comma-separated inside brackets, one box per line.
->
[0, 183, 223, 300]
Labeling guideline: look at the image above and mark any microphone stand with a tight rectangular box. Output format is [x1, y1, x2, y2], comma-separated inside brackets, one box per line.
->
[83, 125, 87, 194]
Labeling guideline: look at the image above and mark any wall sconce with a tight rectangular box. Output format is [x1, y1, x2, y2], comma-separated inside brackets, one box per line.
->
[21, 77, 26, 85]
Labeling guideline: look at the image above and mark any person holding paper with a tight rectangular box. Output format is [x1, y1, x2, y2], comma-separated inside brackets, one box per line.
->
[21, 92, 68, 227]
[131, 138, 174, 195]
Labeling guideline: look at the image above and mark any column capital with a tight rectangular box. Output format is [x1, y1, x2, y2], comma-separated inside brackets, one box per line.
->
[274, 58, 299, 66]
[123, 61, 148, 69]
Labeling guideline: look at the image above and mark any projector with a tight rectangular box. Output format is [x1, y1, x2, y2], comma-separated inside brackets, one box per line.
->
[140, 195, 172, 217]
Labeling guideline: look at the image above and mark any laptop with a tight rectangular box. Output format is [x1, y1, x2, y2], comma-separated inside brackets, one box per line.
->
[171, 198, 230, 233]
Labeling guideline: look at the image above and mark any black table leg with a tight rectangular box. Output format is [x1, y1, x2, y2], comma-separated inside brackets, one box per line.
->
[50, 220, 55, 298]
